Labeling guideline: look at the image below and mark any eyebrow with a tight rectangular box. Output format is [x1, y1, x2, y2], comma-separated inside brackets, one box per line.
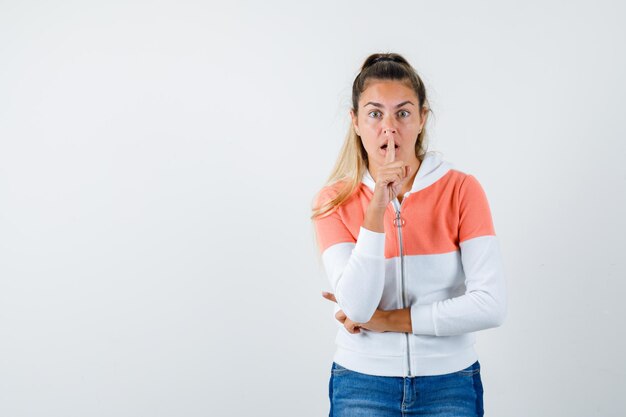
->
[364, 100, 415, 108]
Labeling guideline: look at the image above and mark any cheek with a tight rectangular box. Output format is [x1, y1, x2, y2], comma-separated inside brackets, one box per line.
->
[361, 136, 378, 152]
[363, 118, 378, 128]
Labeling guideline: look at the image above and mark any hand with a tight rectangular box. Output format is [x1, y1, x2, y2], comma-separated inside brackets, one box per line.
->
[321, 291, 389, 333]
[369, 135, 412, 211]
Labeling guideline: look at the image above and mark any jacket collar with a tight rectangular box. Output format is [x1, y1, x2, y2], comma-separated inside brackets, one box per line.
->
[361, 150, 453, 194]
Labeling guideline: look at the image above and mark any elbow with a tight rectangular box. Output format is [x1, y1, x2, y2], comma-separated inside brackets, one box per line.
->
[474, 286, 507, 329]
[488, 300, 507, 328]
[471, 290, 507, 330]
[336, 294, 378, 323]
[335, 276, 384, 324]
[337, 296, 378, 324]
[345, 306, 376, 324]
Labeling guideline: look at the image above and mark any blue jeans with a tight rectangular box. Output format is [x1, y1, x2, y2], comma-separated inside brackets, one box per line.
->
[328, 361, 484, 417]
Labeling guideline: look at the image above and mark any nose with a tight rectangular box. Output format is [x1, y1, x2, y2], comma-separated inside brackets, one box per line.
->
[382, 116, 398, 135]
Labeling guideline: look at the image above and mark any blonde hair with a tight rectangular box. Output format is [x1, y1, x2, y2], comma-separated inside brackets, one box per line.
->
[311, 52, 432, 220]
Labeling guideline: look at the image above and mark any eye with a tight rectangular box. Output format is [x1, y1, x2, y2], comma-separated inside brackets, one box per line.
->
[368, 110, 382, 118]
[398, 110, 410, 118]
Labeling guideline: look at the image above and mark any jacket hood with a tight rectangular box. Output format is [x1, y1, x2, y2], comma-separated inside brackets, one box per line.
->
[362, 150, 454, 194]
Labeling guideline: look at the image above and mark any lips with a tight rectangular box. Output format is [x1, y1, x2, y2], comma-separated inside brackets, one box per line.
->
[380, 144, 399, 149]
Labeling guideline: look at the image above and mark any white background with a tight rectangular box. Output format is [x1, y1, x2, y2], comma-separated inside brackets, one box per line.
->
[1, 1, 625, 416]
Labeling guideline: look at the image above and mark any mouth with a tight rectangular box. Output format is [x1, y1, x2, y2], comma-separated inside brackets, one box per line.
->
[380, 144, 399, 150]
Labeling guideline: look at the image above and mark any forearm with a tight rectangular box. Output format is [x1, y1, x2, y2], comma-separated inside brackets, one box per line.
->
[409, 237, 507, 336]
[372, 308, 412, 333]
[363, 205, 385, 233]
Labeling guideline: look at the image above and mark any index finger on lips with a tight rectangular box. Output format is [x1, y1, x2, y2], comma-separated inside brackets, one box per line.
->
[385, 136, 395, 163]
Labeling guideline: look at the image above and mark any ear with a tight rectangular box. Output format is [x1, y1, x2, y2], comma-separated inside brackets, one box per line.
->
[350, 109, 360, 136]
[419, 106, 429, 132]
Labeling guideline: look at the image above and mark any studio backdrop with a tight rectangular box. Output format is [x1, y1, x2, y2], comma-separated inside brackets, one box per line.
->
[1, 1, 624, 416]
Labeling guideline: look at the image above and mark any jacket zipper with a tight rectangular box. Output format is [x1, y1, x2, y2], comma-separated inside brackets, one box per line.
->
[392, 198, 412, 377]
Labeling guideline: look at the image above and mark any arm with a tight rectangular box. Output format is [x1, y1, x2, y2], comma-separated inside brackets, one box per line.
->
[315, 145, 412, 324]
[321, 292, 412, 333]
[314, 194, 387, 324]
[410, 175, 507, 336]
[371, 308, 412, 333]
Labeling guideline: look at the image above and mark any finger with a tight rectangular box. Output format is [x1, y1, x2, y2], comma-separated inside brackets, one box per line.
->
[379, 160, 405, 170]
[385, 136, 395, 163]
[321, 291, 337, 303]
[396, 166, 411, 188]
[379, 164, 406, 181]
[348, 322, 361, 334]
[384, 160, 405, 168]
[382, 165, 407, 202]
[345, 321, 355, 333]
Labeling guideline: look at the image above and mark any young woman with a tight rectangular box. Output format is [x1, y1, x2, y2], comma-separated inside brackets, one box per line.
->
[311, 53, 507, 417]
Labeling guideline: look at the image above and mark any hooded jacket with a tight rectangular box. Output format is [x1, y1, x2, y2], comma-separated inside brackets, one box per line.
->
[313, 150, 507, 377]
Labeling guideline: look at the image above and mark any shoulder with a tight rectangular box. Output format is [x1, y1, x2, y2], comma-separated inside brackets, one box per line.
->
[313, 181, 343, 208]
[446, 169, 486, 193]
[313, 178, 362, 207]
[448, 168, 473, 181]
[317, 180, 346, 198]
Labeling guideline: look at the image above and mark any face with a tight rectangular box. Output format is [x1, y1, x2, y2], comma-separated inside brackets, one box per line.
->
[351, 80, 427, 169]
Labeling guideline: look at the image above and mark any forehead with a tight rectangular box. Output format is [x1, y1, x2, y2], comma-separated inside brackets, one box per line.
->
[359, 80, 416, 105]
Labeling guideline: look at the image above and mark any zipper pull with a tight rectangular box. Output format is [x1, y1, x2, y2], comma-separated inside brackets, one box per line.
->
[393, 210, 405, 228]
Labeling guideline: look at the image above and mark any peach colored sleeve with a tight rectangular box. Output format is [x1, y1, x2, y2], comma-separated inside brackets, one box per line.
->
[312, 189, 356, 253]
[458, 174, 496, 243]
